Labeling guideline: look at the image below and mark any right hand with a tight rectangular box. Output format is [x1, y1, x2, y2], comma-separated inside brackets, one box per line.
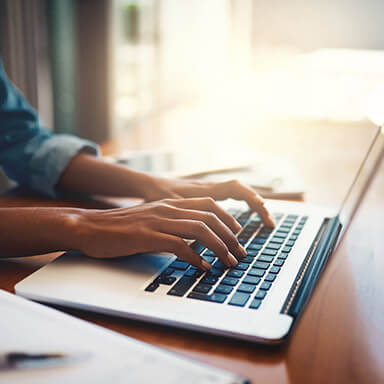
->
[72, 198, 247, 271]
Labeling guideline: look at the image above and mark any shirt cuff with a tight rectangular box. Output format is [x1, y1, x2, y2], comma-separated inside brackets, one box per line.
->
[28, 134, 100, 197]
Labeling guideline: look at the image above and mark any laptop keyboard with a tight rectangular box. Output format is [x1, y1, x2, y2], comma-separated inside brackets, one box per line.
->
[145, 209, 307, 310]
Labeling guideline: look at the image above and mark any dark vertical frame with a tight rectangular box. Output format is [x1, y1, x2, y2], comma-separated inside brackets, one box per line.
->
[75, 0, 113, 143]
[47, 0, 77, 134]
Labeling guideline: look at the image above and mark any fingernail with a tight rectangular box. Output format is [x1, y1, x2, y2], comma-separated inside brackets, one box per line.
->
[239, 245, 247, 258]
[202, 260, 212, 271]
[235, 221, 242, 232]
[228, 253, 238, 267]
[268, 215, 275, 227]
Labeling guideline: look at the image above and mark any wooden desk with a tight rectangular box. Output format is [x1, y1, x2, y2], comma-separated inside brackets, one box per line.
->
[1, 124, 383, 384]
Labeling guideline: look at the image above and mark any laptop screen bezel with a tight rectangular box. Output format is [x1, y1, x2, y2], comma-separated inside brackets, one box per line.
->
[337, 125, 384, 238]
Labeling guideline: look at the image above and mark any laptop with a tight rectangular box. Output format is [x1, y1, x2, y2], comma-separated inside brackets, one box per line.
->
[15, 126, 384, 344]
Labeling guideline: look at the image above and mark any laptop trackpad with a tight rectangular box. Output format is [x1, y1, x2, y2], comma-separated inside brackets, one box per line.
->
[40, 251, 175, 291]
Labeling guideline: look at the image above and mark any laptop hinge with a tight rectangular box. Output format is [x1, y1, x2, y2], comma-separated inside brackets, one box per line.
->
[282, 215, 342, 318]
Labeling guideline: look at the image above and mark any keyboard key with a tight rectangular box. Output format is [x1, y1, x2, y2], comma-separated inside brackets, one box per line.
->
[274, 231, 288, 238]
[262, 249, 277, 256]
[229, 292, 250, 307]
[168, 277, 196, 296]
[213, 260, 227, 270]
[238, 236, 250, 245]
[252, 238, 266, 245]
[266, 243, 281, 250]
[249, 299, 262, 309]
[235, 262, 249, 271]
[254, 261, 269, 269]
[278, 252, 289, 260]
[287, 215, 298, 220]
[215, 284, 233, 295]
[242, 256, 255, 263]
[255, 290, 267, 299]
[270, 266, 281, 274]
[280, 225, 292, 231]
[290, 235, 298, 241]
[188, 292, 227, 303]
[282, 246, 292, 253]
[185, 268, 203, 278]
[260, 281, 272, 290]
[170, 260, 190, 270]
[246, 249, 260, 257]
[247, 243, 262, 251]
[237, 218, 249, 226]
[193, 283, 212, 294]
[247, 222, 261, 232]
[208, 293, 227, 303]
[202, 255, 215, 264]
[293, 230, 301, 236]
[243, 276, 261, 285]
[201, 276, 218, 285]
[265, 273, 277, 282]
[257, 232, 271, 239]
[237, 283, 256, 294]
[227, 270, 244, 278]
[158, 276, 177, 285]
[206, 268, 225, 277]
[247, 268, 265, 277]
[145, 281, 159, 292]
[257, 255, 274, 263]
[270, 237, 284, 244]
[162, 267, 174, 276]
[190, 241, 205, 254]
[286, 240, 295, 247]
[274, 259, 285, 267]
[221, 277, 239, 286]
[276, 228, 290, 234]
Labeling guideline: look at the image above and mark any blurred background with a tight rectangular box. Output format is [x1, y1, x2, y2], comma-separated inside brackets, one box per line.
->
[1, 0, 383, 203]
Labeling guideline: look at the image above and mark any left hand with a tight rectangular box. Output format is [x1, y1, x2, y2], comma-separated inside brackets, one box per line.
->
[143, 176, 275, 227]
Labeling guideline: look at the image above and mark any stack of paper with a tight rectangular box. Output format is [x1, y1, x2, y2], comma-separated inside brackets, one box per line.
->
[0, 290, 248, 384]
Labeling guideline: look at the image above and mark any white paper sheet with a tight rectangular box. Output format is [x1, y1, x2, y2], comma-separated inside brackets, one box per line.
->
[0, 290, 247, 384]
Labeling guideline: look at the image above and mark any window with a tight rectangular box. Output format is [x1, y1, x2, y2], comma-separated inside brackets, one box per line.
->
[113, 0, 384, 149]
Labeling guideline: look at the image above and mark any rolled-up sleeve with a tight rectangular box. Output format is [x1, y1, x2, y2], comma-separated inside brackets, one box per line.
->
[0, 59, 99, 197]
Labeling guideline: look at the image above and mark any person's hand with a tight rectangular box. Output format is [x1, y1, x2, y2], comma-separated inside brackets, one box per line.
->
[73, 198, 248, 271]
[143, 177, 275, 227]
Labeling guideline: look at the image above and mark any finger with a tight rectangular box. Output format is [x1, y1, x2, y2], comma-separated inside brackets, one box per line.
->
[146, 190, 183, 202]
[154, 219, 238, 268]
[208, 180, 275, 227]
[160, 205, 246, 261]
[165, 197, 242, 233]
[165, 191, 183, 199]
[154, 233, 212, 271]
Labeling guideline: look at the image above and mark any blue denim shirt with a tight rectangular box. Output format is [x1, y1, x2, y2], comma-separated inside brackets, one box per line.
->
[0, 59, 99, 197]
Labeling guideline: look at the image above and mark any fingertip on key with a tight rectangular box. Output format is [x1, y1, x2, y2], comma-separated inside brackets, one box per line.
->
[239, 245, 247, 258]
[228, 253, 238, 267]
[267, 214, 275, 227]
[201, 260, 212, 271]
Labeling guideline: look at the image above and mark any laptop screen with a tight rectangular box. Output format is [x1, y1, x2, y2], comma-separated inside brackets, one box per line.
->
[338, 126, 384, 235]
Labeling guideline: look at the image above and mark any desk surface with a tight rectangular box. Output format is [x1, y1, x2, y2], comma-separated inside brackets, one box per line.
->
[1, 123, 383, 384]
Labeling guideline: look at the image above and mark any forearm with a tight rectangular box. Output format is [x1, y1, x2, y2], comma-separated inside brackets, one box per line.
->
[0, 207, 81, 257]
[58, 153, 154, 198]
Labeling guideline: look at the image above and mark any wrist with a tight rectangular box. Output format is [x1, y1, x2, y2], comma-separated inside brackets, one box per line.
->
[127, 171, 160, 200]
[56, 208, 89, 252]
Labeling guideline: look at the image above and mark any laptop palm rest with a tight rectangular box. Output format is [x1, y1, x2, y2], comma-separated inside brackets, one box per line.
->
[15, 251, 175, 304]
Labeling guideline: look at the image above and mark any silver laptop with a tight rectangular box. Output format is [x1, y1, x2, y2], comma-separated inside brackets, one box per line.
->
[15, 126, 384, 344]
